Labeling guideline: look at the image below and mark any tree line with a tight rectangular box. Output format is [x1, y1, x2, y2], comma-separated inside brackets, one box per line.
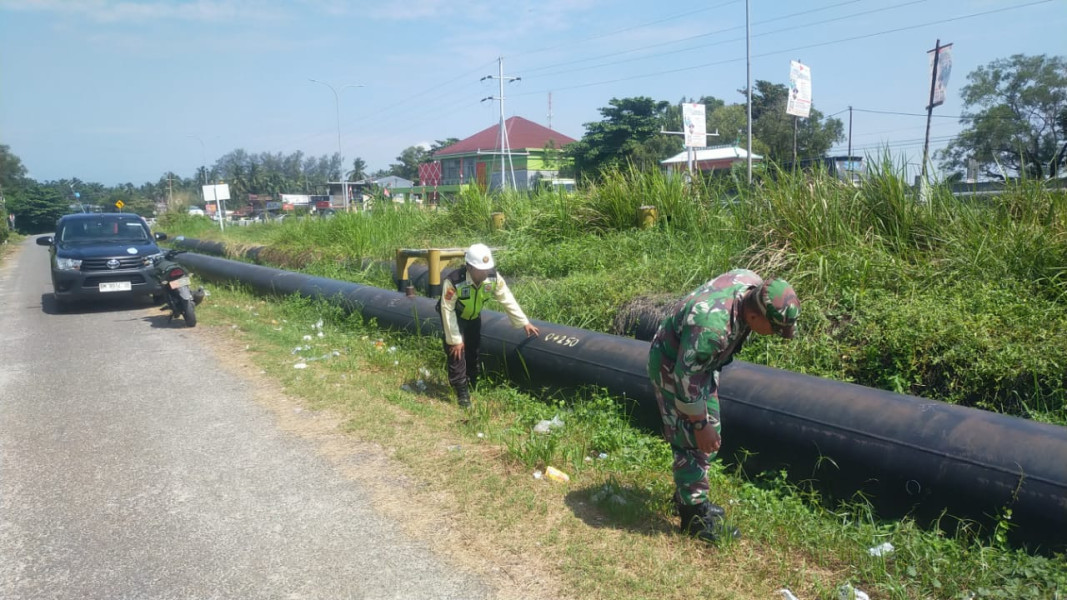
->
[2, 54, 1063, 235]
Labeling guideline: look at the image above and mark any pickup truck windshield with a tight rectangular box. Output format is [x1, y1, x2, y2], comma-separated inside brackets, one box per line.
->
[59, 220, 150, 243]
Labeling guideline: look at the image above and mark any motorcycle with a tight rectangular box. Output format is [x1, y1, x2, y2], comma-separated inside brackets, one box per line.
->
[147, 249, 206, 327]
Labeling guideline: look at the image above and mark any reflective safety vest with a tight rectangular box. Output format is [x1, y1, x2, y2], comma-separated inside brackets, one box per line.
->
[439, 267, 530, 346]
[453, 277, 498, 320]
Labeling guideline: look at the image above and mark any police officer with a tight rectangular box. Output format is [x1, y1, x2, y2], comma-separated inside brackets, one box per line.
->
[439, 244, 540, 407]
[647, 269, 800, 543]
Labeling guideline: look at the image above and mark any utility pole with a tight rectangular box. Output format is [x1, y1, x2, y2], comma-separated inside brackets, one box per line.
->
[481, 57, 520, 191]
[921, 38, 951, 183]
[548, 92, 553, 130]
[793, 116, 798, 166]
[847, 106, 853, 160]
[745, 0, 753, 185]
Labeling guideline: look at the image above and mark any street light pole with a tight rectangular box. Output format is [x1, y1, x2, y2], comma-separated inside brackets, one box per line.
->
[308, 79, 364, 212]
[187, 134, 207, 215]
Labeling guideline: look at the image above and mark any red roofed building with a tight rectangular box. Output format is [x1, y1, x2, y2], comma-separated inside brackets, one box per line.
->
[413, 116, 576, 198]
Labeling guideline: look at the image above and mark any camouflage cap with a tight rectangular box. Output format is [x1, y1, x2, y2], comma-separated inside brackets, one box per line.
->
[758, 278, 800, 339]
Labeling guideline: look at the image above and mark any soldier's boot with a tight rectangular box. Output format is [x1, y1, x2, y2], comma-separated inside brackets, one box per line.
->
[673, 491, 725, 519]
[678, 500, 741, 544]
[455, 384, 471, 408]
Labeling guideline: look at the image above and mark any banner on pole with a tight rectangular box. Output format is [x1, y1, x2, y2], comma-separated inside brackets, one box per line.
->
[786, 61, 812, 118]
[927, 43, 953, 108]
[682, 103, 706, 148]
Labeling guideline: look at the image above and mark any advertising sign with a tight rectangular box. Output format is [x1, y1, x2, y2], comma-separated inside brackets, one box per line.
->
[280, 194, 310, 205]
[786, 61, 812, 118]
[682, 103, 706, 148]
[927, 43, 953, 108]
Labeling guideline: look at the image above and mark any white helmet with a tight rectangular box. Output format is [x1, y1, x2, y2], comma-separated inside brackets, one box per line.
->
[465, 243, 494, 270]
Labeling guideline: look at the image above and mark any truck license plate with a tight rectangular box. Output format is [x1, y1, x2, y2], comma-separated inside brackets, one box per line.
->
[99, 281, 132, 293]
[169, 277, 191, 289]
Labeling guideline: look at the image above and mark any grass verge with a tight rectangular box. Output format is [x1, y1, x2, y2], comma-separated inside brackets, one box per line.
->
[192, 282, 1066, 600]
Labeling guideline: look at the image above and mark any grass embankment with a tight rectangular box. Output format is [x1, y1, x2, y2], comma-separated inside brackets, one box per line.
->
[163, 161, 1067, 599]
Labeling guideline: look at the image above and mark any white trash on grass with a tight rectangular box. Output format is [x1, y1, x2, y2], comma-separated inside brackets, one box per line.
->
[868, 541, 894, 557]
[533, 415, 565, 434]
[839, 584, 871, 600]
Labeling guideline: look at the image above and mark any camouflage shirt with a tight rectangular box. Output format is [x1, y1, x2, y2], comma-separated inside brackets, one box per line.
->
[649, 269, 763, 419]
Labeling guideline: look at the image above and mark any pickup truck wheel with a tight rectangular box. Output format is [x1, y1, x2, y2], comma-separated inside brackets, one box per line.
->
[52, 294, 70, 313]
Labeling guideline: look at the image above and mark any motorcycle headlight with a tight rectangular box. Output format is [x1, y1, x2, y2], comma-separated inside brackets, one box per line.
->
[56, 257, 82, 270]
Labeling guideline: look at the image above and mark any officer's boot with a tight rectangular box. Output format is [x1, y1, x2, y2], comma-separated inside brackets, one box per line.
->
[678, 500, 741, 544]
[455, 383, 471, 408]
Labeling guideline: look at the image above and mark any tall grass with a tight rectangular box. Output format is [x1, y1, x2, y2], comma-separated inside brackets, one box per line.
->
[162, 166, 1067, 423]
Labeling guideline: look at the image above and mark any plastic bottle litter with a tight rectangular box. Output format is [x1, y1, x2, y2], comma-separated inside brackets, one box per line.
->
[777, 589, 801, 600]
[544, 466, 570, 483]
[868, 542, 894, 557]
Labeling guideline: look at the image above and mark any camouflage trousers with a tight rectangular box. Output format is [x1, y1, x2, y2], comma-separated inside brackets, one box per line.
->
[647, 344, 722, 507]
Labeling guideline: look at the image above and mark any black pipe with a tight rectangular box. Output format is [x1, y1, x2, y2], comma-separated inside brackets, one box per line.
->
[174, 247, 1067, 549]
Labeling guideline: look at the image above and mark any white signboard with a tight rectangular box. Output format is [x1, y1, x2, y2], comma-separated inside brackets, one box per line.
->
[927, 43, 953, 108]
[202, 184, 231, 202]
[682, 103, 706, 148]
[786, 61, 812, 118]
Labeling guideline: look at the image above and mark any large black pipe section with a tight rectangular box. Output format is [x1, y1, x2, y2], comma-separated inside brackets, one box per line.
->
[174, 249, 1067, 549]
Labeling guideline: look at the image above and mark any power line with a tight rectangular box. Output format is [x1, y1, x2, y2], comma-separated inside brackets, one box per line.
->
[266, 1, 1050, 170]
[520, 0, 872, 76]
[518, 0, 742, 59]
[522, 0, 922, 79]
[512, 0, 1052, 97]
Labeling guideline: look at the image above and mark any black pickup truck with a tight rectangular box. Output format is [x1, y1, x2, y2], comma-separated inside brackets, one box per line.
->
[36, 213, 168, 310]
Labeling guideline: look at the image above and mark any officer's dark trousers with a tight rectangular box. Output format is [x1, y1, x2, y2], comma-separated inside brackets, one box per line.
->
[443, 316, 481, 391]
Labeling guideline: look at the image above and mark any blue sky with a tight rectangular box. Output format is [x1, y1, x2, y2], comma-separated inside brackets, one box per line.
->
[1, 0, 1064, 187]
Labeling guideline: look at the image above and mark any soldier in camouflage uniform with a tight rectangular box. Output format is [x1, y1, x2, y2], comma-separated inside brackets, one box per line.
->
[647, 269, 800, 543]
[439, 244, 540, 407]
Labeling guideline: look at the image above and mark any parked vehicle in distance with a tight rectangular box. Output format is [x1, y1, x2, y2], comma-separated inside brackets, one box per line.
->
[36, 213, 167, 311]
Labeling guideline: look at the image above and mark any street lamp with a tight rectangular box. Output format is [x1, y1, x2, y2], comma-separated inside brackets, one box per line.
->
[308, 78, 364, 212]
[186, 134, 207, 212]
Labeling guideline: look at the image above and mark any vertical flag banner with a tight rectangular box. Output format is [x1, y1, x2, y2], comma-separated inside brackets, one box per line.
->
[682, 103, 706, 148]
[786, 61, 812, 118]
[928, 43, 953, 108]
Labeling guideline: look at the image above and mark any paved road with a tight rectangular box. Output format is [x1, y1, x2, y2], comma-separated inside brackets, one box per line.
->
[0, 237, 489, 599]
